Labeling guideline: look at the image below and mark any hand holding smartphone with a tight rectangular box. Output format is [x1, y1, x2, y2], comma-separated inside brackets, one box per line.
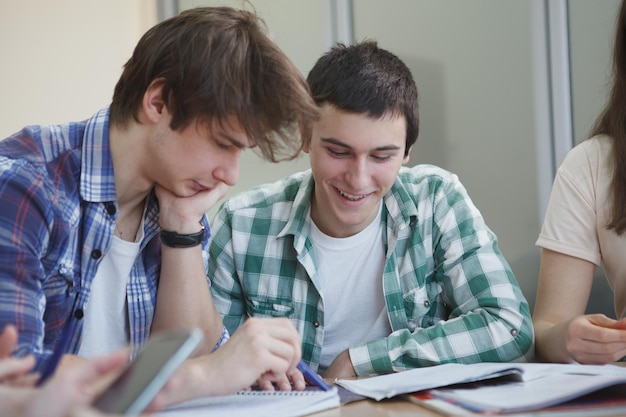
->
[92, 328, 203, 415]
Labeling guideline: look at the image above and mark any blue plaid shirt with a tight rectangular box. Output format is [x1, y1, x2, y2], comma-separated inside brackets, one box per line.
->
[0, 107, 223, 370]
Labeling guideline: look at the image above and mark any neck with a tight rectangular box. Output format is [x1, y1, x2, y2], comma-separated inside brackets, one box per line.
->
[109, 123, 153, 207]
[109, 123, 152, 242]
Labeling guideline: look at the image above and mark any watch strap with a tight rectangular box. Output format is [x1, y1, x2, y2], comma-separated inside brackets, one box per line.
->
[160, 227, 205, 248]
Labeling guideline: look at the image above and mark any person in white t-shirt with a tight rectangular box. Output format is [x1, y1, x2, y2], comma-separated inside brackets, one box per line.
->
[208, 41, 534, 382]
[0, 6, 317, 390]
[533, 0, 626, 364]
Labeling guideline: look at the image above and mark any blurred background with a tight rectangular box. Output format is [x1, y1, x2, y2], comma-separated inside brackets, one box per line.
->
[0, 0, 619, 316]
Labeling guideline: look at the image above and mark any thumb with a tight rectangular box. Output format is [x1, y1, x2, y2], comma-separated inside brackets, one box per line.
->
[588, 314, 622, 329]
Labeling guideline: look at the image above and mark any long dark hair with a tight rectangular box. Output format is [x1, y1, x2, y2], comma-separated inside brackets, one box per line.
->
[589, 0, 626, 234]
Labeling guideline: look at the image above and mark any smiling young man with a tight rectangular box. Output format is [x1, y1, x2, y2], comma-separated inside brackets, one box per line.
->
[0, 6, 318, 377]
[209, 41, 534, 379]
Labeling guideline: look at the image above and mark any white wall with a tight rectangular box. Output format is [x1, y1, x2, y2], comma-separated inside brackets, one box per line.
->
[569, 0, 620, 144]
[0, 0, 156, 137]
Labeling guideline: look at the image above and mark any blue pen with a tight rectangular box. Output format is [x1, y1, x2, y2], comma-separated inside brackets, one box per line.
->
[297, 360, 331, 391]
[36, 294, 83, 386]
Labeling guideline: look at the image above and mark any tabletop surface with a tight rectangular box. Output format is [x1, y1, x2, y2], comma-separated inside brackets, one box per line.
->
[310, 397, 441, 417]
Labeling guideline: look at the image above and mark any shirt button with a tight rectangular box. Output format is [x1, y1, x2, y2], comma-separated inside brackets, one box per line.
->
[91, 249, 102, 259]
[313, 321, 320, 328]
[105, 203, 117, 216]
[510, 328, 518, 337]
[74, 309, 84, 320]
[423, 300, 430, 308]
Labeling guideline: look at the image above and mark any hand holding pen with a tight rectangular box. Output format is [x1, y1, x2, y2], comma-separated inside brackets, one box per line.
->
[297, 360, 331, 391]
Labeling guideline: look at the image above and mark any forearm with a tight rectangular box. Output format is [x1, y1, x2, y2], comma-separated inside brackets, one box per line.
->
[152, 245, 223, 355]
[350, 309, 534, 376]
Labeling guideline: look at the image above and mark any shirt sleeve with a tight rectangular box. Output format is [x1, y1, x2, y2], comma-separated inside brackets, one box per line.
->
[536, 140, 603, 266]
[0, 156, 54, 369]
[349, 173, 534, 375]
[207, 206, 248, 334]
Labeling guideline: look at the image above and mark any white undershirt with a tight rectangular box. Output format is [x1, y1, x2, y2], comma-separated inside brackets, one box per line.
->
[78, 225, 143, 358]
[309, 204, 390, 372]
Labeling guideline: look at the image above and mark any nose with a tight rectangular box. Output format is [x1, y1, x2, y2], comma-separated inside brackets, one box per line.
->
[346, 157, 369, 189]
[213, 152, 240, 186]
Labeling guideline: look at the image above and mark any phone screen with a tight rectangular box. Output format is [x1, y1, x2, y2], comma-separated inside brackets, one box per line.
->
[92, 328, 202, 415]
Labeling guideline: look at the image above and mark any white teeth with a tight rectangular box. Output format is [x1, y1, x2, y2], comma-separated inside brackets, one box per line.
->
[338, 189, 365, 201]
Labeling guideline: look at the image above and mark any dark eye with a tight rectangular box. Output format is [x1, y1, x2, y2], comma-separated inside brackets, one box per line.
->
[215, 140, 231, 150]
[372, 154, 392, 162]
[327, 148, 348, 157]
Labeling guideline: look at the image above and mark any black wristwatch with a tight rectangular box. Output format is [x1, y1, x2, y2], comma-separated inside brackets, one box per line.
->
[160, 227, 205, 248]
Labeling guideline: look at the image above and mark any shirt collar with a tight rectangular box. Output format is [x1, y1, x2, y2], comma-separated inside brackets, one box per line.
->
[280, 168, 419, 243]
[384, 168, 419, 230]
[279, 170, 315, 242]
[79, 106, 116, 203]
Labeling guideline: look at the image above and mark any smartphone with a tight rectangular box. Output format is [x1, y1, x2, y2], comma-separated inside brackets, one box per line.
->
[92, 328, 203, 415]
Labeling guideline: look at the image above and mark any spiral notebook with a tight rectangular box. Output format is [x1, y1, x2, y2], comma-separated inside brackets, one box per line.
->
[157, 386, 340, 417]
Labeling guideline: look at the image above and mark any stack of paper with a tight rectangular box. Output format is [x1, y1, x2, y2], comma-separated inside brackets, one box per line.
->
[337, 362, 626, 415]
[336, 362, 526, 401]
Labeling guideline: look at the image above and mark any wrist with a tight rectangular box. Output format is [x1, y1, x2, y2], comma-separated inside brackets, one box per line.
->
[160, 227, 205, 248]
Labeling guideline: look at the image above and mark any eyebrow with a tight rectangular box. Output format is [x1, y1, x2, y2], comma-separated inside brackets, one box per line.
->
[320, 137, 402, 152]
[218, 131, 249, 149]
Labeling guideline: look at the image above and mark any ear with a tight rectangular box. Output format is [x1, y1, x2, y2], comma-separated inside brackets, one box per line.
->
[142, 78, 168, 124]
[402, 146, 412, 165]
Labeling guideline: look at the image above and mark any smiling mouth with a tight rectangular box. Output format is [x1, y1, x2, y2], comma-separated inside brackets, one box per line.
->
[337, 188, 367, 201]
[192, 181, 212, 192]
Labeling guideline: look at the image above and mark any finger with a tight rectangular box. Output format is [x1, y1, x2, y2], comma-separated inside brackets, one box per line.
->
[256, 374, 276, 392]
[0, 325, 18, 358]
[570, 317, 626, 344]
[204, 182, 229, 208]
[249, 318, 302, 363]
[0, 355, 35, 381]
[611, 318, 626, 330]
[51, 349, 128, 391]
[587, 314, 622, 329]
[569, 335, 626, 363]
[6, 371, 39, 387]
[289, 367, 306, 391]
[238, 319, 299, 361]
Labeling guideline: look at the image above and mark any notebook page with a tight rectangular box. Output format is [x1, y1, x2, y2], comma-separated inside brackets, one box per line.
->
[157, 386, 340, 417]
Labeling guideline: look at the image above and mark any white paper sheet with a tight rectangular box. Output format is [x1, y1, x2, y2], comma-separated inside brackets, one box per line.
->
[156, 386, 340, 417]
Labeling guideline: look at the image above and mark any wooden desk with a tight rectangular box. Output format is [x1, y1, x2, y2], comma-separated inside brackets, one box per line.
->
[310, 397, 441, 417]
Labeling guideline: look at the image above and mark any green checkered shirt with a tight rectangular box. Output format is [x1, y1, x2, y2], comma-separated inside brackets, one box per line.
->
[209, 165, 534, 376]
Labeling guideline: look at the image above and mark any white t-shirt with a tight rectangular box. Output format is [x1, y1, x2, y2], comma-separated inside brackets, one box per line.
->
[78, 233, 141, 358]
[536, 135, 626, 318]
[309, 204, 391, 372]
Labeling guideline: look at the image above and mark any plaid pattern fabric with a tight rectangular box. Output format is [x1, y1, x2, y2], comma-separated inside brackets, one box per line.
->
[209, 166, 534, 376]
[0, 107, 223, 370]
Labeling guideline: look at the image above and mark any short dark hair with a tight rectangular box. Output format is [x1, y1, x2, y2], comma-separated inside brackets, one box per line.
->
[306, 41, 419, 156]
[110, 7, 318, 162]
